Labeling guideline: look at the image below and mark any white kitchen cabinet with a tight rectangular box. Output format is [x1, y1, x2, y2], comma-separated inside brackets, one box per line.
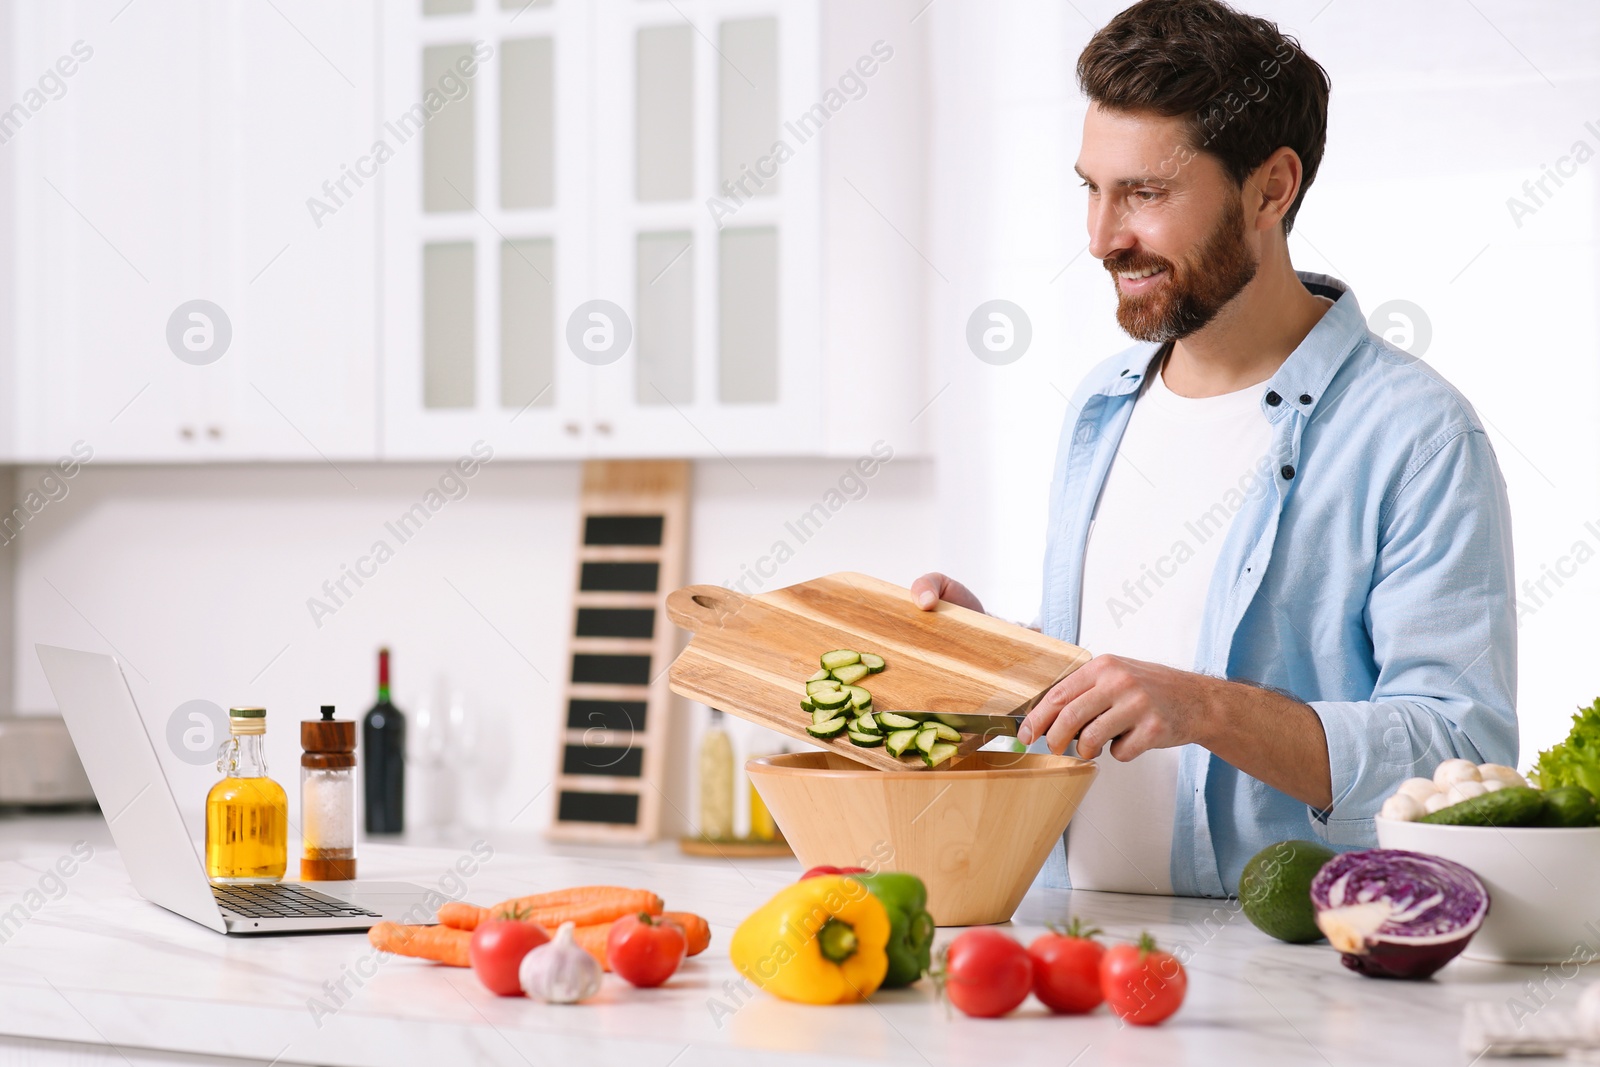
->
[10, 0, 378, 462]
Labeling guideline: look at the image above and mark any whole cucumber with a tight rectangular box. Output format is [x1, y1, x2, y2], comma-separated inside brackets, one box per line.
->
[1419, 786, 1547, 827]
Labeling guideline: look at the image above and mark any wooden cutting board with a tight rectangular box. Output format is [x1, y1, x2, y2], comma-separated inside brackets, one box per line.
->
[665, 572, 1091, 771]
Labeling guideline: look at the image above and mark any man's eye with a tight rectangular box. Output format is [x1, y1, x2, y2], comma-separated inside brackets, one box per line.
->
[1134, 189, 1160, 202]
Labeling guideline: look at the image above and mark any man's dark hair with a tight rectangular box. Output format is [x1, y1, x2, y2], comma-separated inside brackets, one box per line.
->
[1077, 0, 1330, 234]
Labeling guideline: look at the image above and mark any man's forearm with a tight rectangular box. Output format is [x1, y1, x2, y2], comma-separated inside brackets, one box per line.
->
[1194, 677, 1333, 811]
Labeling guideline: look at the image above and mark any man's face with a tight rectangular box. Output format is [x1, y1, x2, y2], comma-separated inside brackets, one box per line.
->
[1076, 105, 1258, 343]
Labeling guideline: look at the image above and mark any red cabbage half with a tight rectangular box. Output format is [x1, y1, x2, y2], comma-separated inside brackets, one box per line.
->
[1309, 848, 1489, 980]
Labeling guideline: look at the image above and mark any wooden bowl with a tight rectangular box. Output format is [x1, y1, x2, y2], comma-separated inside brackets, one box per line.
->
[746, 750, 1096, 926]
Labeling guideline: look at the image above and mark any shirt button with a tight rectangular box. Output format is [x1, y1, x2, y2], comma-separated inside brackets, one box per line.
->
[1281, 464, 1296, 480]
[1299, 394, 1313, 405]
[1265, 391, 1281, 406]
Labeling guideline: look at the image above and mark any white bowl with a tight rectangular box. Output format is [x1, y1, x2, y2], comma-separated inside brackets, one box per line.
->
[1375, 816, 1600, 964]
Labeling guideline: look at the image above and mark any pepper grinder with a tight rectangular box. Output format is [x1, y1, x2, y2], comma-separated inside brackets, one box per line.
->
[300, 705, 357, 880]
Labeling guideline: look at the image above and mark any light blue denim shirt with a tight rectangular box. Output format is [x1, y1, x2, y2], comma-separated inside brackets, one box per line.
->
[1034, 272, 1517, 898]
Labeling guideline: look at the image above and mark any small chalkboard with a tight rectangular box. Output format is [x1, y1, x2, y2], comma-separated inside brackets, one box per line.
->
[548, 461, 689, 844]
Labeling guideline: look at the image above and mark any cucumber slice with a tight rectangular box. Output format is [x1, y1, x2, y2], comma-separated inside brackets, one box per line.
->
[851, 714, 881, 734]
[922, 742, 958, 768]
[915, 727, 938, 755]
[811, 688, 849, 711]
[885, 729, 919, 757]
[929, 723, 962, 743]
[847, 729, 885, 747]
[807, 716, 848, 739]
[876, 712, 918, 730]
[800, 699, 816, 713]
[831, 663, 871, 685]
[806, 679, 843, 697]
[812, 706, 840, 726]
[859, 653, 886, 673]
[806, 669, 833, 683]
[820, 650, 861, 671]
[845, 686, 873, 710]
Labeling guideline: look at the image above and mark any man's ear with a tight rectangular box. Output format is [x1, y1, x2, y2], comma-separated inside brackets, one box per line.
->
[1247, 146, 1304, 233]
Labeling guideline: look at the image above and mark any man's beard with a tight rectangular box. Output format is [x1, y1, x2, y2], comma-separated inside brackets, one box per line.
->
[1105, 198, 1258, 343]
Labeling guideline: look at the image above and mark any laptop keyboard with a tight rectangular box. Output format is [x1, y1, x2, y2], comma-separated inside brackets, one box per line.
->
[212, 882, 380, 919]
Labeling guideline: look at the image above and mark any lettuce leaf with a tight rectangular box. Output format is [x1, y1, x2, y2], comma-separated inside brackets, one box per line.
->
[1531, 697, 1600, 797]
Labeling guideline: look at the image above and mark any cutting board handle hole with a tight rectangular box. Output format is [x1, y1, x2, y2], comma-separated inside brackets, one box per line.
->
[691, 594, 717, 609]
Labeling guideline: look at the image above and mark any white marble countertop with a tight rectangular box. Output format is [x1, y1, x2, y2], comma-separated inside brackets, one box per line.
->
[0, 811, 1581, 1066]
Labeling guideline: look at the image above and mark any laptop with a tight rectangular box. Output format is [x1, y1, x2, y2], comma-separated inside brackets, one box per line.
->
[37, 644, 439, 935]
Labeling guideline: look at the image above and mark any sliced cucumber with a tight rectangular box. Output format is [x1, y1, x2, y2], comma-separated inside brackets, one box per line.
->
[812, 706, 840, 726]
[859, 652, 886, 673]
[811, 688, 850, 711]
[929, 723, 962, 743]
[831, 663, 871, 686]
[914, 727, 938, 755]
[807, 679, 843, 697]
[847, 729, 885, 747]
[845, 685, 873, 710]
[851, 713, 881, 734]
[806, 669, 833, 683]
[876, 712, 919, 730]
[820, 650, 861, 671]
[800, 699, 816, 713]
[807, 716, 848, 739]
[922, 742, 958, 768]
[885, 729, 919, 757]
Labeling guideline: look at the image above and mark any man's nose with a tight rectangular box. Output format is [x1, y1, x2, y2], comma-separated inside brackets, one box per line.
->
[1087, 197, 1135, 262]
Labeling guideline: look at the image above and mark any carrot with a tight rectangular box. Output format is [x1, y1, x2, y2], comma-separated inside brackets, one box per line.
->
[437, 901, 489, 931]
[663, 911, 711, 957]
[491, 887, 663, 930]
[571, 910, 712, 972]
[367, 922, 472, 967]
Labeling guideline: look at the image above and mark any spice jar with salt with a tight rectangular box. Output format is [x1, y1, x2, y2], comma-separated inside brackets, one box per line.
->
[300, 705, 357, 880]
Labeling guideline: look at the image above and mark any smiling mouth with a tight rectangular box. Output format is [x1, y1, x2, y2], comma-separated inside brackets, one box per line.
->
[1116, 265, 1167, 281]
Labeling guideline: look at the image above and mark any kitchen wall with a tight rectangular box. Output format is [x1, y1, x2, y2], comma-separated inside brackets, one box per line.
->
[7, 455, 936, 839]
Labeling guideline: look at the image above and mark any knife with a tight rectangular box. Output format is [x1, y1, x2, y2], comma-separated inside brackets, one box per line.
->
[887, 711, 1027, 737]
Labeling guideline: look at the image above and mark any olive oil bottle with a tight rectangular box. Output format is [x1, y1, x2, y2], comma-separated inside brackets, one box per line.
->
[205, 706, 288, 883]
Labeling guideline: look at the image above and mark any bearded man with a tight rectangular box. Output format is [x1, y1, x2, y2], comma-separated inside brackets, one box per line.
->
[914, 0, 1517, 897]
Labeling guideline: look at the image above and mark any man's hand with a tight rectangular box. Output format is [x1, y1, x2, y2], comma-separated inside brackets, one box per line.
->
[1018, 654, 1209, 760]
[910, 572, 985, 614]
[1017, 653, 1334, 810]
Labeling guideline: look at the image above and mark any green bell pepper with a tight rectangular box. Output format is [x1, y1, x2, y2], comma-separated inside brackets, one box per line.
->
[851, 872, 934, 987]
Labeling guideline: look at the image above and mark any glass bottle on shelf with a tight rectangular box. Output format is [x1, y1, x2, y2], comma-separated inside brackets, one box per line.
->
[698, 709, 734, 841]
[300, 705, 357, 881]
[205, 707, 288, 884]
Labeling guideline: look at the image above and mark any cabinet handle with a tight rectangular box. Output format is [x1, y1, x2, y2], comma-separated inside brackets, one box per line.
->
[564, 422, 581, 436]
[206, 426, 222, 440]
[179, 426, 195, 441]
[595, 422, 612, 435]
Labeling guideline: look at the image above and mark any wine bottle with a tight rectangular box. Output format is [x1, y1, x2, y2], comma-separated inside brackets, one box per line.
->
[362, 647, 406, 834]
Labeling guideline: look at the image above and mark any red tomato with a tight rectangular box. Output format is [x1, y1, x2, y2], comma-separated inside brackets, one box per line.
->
[1100, 933, 1187, 1026]
[941, 929, 1033, 1018]
[470, 917, 550, 996]
[607, 913, 687, 988]
[1029, 920, 1105, 1015]
[800, 865, 868, 880]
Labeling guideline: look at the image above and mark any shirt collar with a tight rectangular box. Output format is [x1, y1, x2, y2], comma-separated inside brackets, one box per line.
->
[1090, 272, 1368, 420]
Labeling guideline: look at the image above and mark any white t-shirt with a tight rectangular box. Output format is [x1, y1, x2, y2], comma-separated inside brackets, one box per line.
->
[1066, 362, 1274, 894]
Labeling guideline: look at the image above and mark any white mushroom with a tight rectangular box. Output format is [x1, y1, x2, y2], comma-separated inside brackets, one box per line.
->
[1424, 791, 1454, 814]
[1380, 793, 1427, 822]
[1396, 777, 1440, 802]
[1445, 780, 1488, 804]
[1433, 759, 1481, 789]
[1476, 764, 1528, 789]
[1481, 778, 1506, 793]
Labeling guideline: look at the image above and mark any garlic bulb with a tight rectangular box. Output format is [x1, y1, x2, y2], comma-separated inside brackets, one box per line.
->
[519, 921, 602, 1004]
[1433, 759, 1480, 789]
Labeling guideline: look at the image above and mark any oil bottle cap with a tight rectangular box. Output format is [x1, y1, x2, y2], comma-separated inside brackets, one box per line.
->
[228, 707, 267, 735]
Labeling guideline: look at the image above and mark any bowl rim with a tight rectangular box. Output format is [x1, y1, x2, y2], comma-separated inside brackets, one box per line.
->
[746, 751, 1096, 780]
[1375, 814, 1600, 834]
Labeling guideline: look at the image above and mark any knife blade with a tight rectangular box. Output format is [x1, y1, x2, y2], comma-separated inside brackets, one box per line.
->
[888, 711, 1027, 737]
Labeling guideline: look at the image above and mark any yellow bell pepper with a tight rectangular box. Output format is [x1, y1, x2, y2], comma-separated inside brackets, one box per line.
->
[730, 875, 890, 1004]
